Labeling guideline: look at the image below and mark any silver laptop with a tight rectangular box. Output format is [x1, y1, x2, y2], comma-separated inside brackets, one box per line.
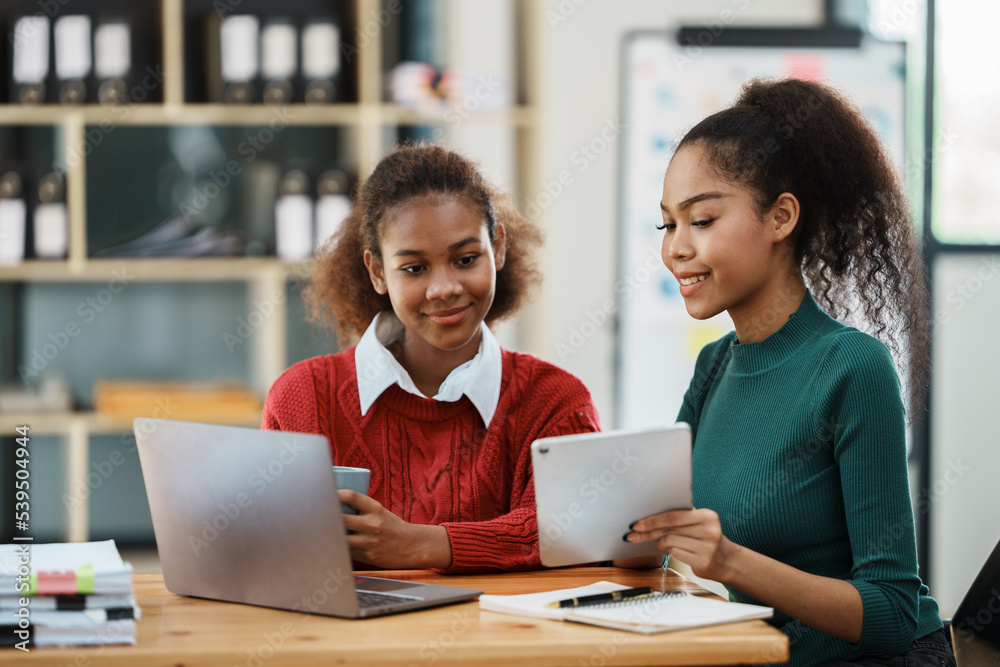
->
[134, 418, 481, 618]
[532, 424, 693, 567]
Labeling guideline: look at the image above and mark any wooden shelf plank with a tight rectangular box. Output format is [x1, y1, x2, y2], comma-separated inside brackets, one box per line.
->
[64, 421, 89, 542]
[64, 115, 88, 264]
[162, 0, 185, 106]
[380, 104, 539, 127]
[0, 258, 311, 283]
[0, 411, 263, 437]
[0, 104, 539, 127]
[0, 104, 361, 126]
[357, 0, 383, 106]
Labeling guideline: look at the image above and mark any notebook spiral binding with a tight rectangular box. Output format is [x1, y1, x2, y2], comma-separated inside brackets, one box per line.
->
[583, 590, 688, 610]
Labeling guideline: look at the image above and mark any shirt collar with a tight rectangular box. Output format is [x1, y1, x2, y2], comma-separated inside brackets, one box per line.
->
[354, 311, 502, 426]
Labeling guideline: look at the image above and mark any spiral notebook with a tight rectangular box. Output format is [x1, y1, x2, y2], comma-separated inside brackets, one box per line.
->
[479, 581, 773, 634]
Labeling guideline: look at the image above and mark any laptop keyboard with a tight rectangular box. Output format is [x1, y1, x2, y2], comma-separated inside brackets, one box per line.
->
[356, 591, 406, 609]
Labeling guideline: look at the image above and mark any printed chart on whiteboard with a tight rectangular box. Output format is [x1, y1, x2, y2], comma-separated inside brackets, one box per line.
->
[616, 31, 907, 430]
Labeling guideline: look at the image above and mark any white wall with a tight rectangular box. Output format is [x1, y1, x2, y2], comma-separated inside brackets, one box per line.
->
[539, 0, 823, 424]
[931, 254, 1000, 616]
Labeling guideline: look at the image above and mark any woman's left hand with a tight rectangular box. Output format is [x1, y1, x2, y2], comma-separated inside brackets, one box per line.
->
[625, 508, 737, 582]
[340, 489, 453, 570]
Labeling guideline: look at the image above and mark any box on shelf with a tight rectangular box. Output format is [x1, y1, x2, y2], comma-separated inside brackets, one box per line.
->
[93, 379, 262, 422]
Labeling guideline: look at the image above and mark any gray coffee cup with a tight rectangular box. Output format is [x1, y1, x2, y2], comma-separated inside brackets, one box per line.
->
[333, 466, 370, 515]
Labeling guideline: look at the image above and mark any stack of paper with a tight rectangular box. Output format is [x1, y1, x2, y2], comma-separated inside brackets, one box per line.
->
[0, 540, 138, 649]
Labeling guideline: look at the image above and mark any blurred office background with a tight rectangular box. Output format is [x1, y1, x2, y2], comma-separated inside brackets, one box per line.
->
[0, 0, 996, 618]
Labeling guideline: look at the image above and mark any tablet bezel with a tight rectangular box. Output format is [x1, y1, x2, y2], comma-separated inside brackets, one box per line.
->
[532, 423, 693, 568]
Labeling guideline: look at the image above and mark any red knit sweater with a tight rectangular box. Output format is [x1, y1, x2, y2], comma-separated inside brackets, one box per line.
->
[262, 347, 600, 573]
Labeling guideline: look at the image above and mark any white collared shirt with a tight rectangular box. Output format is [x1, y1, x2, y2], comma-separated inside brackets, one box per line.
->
[354, 311, 503, 427]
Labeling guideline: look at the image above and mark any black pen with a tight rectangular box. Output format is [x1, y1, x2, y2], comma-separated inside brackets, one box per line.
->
[545, 586, 656, 608]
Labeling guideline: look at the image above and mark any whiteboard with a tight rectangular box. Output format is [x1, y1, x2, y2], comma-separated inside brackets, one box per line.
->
[615, 32, 907, 430]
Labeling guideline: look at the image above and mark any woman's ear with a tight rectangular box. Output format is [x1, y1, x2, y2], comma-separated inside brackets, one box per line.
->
[363, 249, 388, 295]
[768, 192, 801, 243]
[493, 222, 506, 271]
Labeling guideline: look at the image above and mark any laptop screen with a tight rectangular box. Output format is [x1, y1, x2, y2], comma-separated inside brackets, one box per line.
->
[952, 538, 1000, 647]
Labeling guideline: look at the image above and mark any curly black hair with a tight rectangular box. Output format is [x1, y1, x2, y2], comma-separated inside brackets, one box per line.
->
[677, 78, 930, 414]
[306, 143, 543, 341]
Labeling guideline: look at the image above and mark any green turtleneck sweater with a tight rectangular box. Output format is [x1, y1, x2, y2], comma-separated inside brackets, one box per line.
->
[676, 292, 941, 666]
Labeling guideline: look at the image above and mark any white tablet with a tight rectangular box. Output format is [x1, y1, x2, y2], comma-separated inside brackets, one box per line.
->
[531, 424, 693, 567]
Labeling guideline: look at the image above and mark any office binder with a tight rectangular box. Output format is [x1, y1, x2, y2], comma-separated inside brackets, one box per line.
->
[261, 19, 297, 105]
[11, 16, 50, 105]
[94, 18, 132, 106]
[301, 20, 340, 104]
[206, 14, 260, 104]
[0, 172, 27, 265]
[275, 170, 314, 261]
[54, 15, 93, 105]
[315, 168, 350, 251]
[33, 173, 68, 259]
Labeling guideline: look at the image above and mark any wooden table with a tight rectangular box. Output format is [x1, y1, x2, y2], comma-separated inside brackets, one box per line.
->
[14, 567, 788, 666]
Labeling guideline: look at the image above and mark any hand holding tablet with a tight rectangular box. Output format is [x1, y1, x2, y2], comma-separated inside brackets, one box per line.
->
[531, 423, 693, 567]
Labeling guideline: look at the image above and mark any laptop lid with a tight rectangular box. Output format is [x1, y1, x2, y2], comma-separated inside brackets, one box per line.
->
[532, 424, 693, 567]
[134, 418, 480, 617]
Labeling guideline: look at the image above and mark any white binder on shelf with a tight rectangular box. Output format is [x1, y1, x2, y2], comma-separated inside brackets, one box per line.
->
[275, 170, 314, 262]
[301, 20, 340, 104]
[54, 15, 93, 105]
[0, 172, 27, 266]
[94, 18, 132, 105]
[261, 19, 297, 104]
[209, 14, 260, 104]
[33, 173, 68, 259]
[12, 16, 51, 105]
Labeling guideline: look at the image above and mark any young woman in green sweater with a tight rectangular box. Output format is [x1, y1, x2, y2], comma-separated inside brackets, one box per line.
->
[624, 79, 954, 666]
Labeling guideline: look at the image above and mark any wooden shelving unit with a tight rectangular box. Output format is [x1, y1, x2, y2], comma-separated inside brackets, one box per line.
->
[0, 257, 309, 282]
[0, 104, 367, 126]
[0, 0, 543, 542]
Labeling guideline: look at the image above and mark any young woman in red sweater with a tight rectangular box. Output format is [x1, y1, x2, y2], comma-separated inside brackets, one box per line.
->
[262, 144, 602, 573]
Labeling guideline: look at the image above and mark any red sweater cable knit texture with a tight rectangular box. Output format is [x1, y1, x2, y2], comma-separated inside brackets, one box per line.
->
[262, 347, 600, 573]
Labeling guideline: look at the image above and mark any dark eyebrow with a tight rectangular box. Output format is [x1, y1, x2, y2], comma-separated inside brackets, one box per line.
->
[392, 236, 482, 257]
[660, 192, 729, 215]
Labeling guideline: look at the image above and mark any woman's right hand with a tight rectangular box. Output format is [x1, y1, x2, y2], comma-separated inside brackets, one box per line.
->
[339, 489, 453, 570]
[624, 508, 737, 582]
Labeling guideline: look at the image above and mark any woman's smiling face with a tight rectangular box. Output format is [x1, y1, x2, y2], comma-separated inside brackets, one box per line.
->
[659, 143, 783, 324]
[365, 195, 504, 364]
